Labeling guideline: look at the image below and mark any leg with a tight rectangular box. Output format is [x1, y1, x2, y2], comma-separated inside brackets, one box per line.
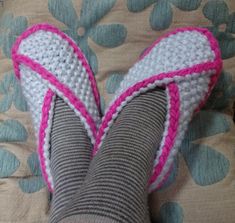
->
[49, 97, 92, 222]
[59, 88, 166, 223]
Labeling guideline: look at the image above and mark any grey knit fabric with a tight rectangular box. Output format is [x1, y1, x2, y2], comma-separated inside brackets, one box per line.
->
[49, 97, 93, 223]
[58, 88, 166, 223]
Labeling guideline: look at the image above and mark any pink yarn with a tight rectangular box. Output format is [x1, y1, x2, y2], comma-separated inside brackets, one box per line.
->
[11, 23, 100, 110]
[139, 26, 222, 109]
[38, 89, 54, 192]
[14, 54, 97, 140]
[11, 24, 101, 191]
[93, 27, 222, 190]
[149, 83, 179, 186]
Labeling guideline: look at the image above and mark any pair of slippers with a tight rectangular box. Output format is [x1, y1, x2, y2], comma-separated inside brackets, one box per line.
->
[12, 24, 222, 193]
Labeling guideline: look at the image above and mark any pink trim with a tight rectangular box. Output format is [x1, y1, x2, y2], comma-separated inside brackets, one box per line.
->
[149, 83, 179, 185]
[38, 89, 54, 192]
[139, 26, 222, 108]
[11, 23, 100, 110]
[14, 54, 97, 140]
[93, 61, 220, 155]
[93, 27, 222, 190]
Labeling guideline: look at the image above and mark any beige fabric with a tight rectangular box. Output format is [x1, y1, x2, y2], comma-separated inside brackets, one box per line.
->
[0, 0, 234, 222]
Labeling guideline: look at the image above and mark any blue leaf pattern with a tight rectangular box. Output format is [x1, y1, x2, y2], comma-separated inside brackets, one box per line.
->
[0, 72, 28, 112]
[80, 0, 116, 28]
[0, 13, 28, 58]
[170, 0, 202, 11]
[179, 111, 230, 185]
[127, 0, 156, 12]
[106, 72, 125, 94]
[18, 177, 45, 193]
[158, 202, 184, 223]
[0, 148, 20, 178]
[48, 0, 78, 29]
[181, 143, 230, 186]
[89, 24, 127, 48]
[49, 0, 126, 75]
[27, 153, 42, 176]
[0, 120, 28, 142]
[150, 0, 173, 31]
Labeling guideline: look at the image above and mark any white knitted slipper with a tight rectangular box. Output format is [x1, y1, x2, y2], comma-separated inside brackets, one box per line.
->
[12, 24, 101, 192]
[93, 27, 222, 193]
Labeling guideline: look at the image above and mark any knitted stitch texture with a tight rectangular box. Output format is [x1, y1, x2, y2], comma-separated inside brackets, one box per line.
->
[12, 24, 101, 191]
[93, 27, 222, 192]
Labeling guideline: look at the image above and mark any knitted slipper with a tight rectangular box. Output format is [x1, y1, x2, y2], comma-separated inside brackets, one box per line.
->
[93, 27, 222, 193]
[12, 24, 101, 192]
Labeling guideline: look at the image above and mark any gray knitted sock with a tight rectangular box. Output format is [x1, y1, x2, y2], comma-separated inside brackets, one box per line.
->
[58, 88, 166, 223]
[49, 96, 93, 223]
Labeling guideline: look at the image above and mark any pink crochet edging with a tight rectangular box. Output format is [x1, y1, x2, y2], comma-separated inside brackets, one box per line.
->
[14, 54, 97, 139]
[11, 23, 100, 110]
[139, 26, 222, 108]
[93, 61, 220, 155]
[149, 83, 179, 186]
[38, 89, 54, 192]
[94, 27, 222, 190]
[14, 55, 98, 191]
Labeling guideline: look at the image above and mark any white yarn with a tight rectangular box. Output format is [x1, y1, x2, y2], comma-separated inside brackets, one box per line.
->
[20, 65, 48, 137]
[17, 30, 101, 190]
[18, 30, 100, 125]
[99, 30, 216, 192]
[149, 71, 213, 192]
[108, 30, 215, 110]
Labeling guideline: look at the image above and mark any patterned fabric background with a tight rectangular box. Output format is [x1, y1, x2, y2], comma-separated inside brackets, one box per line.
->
[0, 0, 234, 222]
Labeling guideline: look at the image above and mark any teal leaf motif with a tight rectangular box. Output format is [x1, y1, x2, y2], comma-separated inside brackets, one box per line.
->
[0, 120, 28, 142]
[2, 72, 14, 90]
[28, 153, 42, 176]
[2, 33, 16, 58]
[203, 0, 229, 26]
[63, 29, 79, 43]
[11, 16, 28, 36]
[0, 83, 6, 94]
[80, 0, 116, 28]
[0, 72, 28, 112]
[181, 143, 230, 186]
[89, 24, 127, 48]
[158, 155, 178, 190]
[158, 202, 183, 223]
[0, 94, 13, 112]
[182, 111, 230, 141]
[150, 0, 173, 31]
[0, 13, 13, 29]
[170, 0, 202, 11]
[13, 79, 28, 112]
[100, 96, 106, 116]
[127, 0, 156, 12]
[180, 111, 230, 185]
[216, 32, 235, 59]
[106, 72, 125, 94]
[0, 148, 20, 178]
[18, 176, 45, 193]
[227, 12, 235, 34]
[205, 71, 235, 110]
[18, 153, 45, 193]
[0, 13, 28, 58]
[0, 34, 3, 47]
[79, 41, 98, 74]
[48, 0, 78, 29]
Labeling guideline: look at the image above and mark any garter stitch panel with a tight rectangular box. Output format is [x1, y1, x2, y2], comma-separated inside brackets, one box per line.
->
[12, 24, 101, 191]
[93, 27, 222, 192]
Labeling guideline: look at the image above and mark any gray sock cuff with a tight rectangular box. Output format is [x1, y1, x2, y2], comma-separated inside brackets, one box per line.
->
[59, 214, 118, 223]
